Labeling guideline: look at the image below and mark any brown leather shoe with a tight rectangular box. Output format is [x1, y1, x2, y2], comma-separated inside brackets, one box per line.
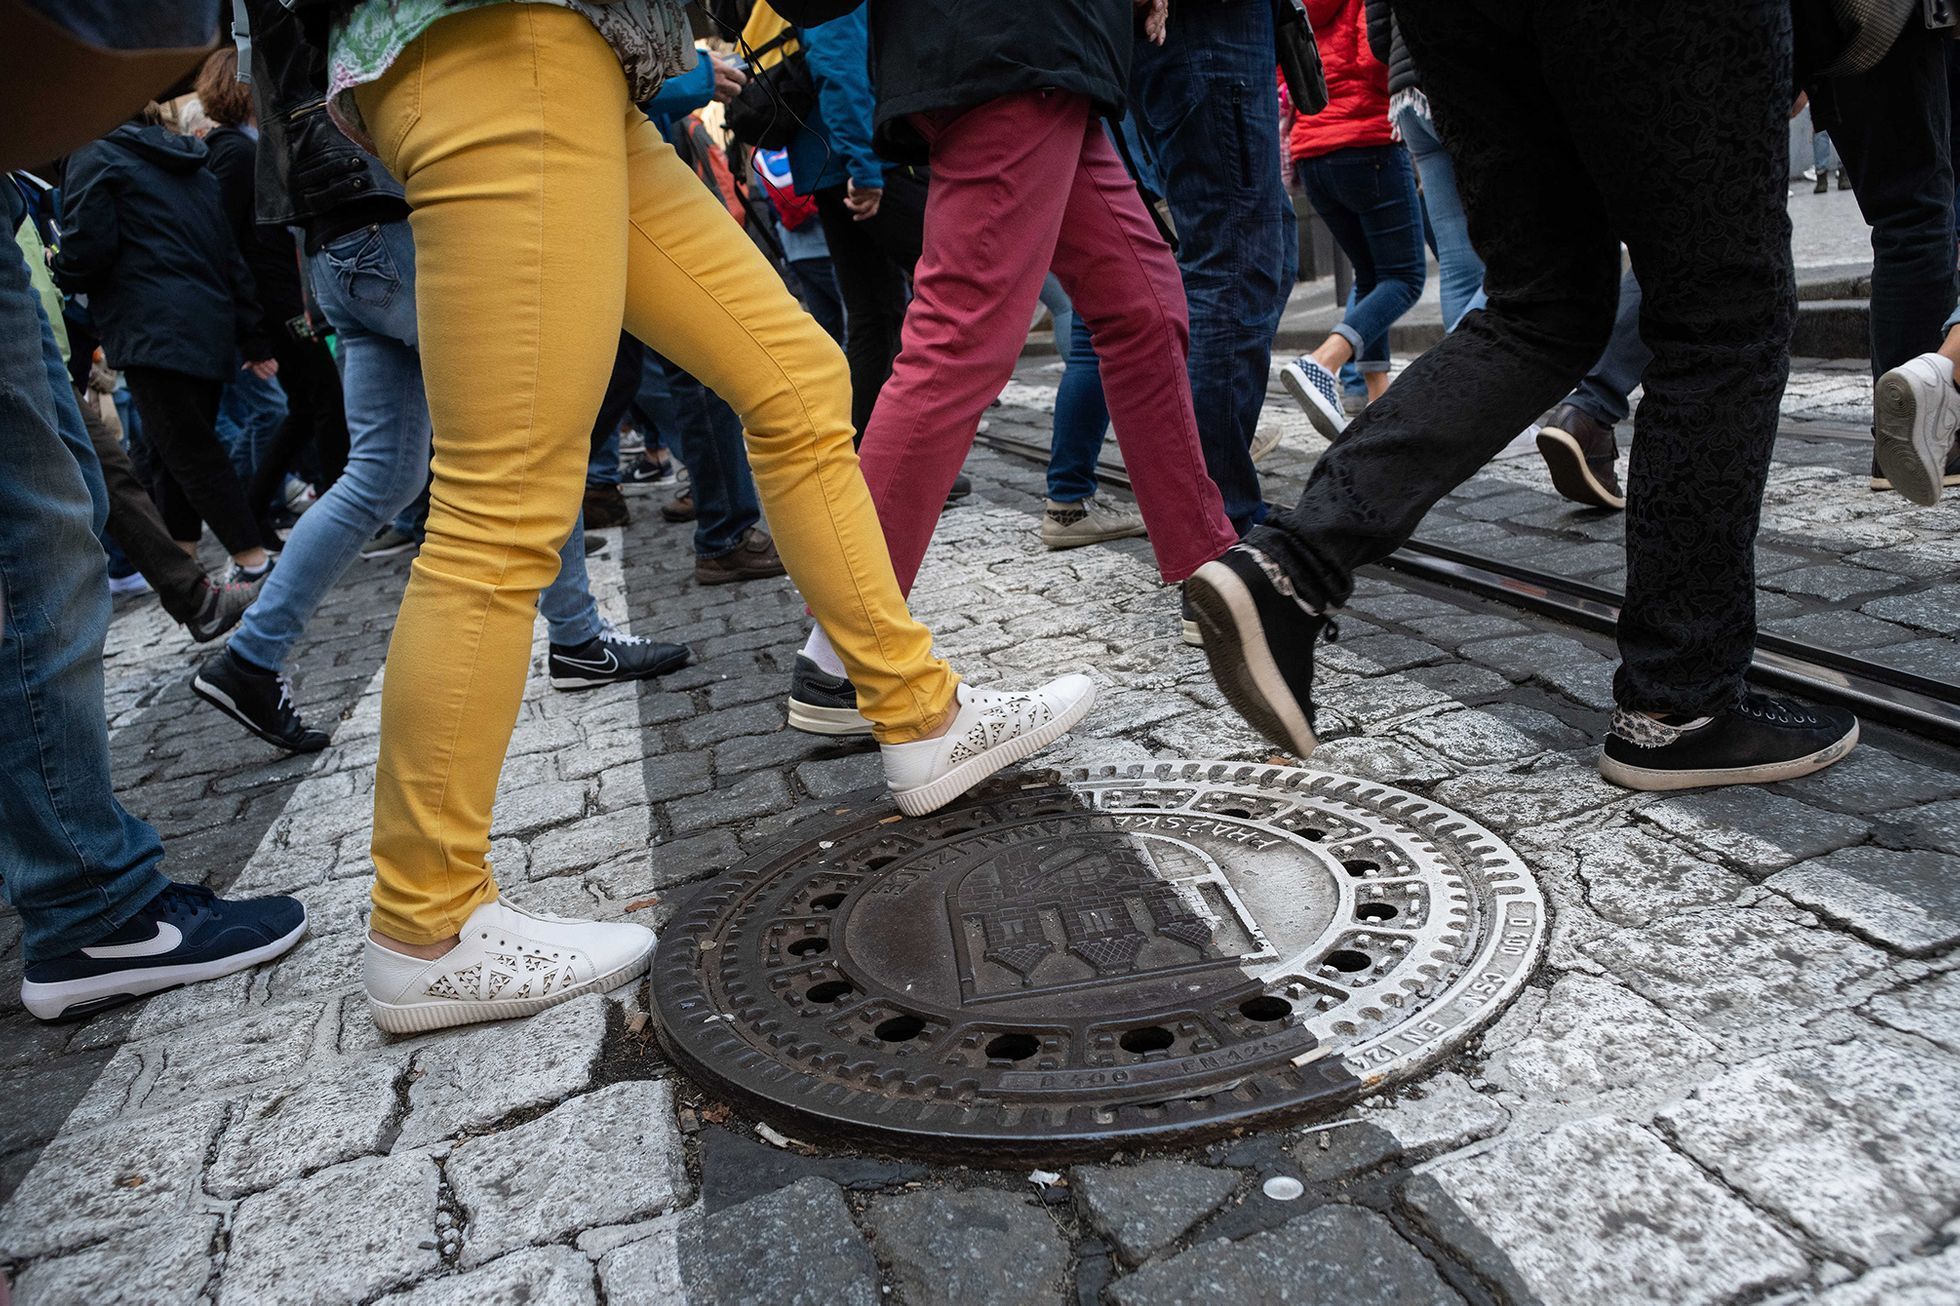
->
[694, 528, 787, 585]
[660, 489, 696, 523]
[1537, 403, 1627, 510]
[582, 484, 630, 528]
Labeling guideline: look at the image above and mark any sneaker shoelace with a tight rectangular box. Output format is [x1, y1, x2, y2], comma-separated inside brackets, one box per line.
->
[596, 618, 651, 648]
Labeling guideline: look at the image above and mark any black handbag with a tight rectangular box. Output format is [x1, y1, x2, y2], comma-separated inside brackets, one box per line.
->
[1276, 0, 1330, 116]
[723, 28, 819, 151]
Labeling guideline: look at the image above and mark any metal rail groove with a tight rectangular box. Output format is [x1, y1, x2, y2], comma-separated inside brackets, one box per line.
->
[971, 428, 1960, 746]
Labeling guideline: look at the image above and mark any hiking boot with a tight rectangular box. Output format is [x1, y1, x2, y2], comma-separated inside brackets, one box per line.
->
[583, 484, 630, 529]
[190, 647, 329, 753]
[1537, 403, 1627, 510]
[547, 620, 690, 690]
[1279, 355, 1350, 442]
[21, 881, 307, 1021]
[1039, 495, 1146, 550]
[1870, 352, 1960, 506]
[184, 572, 267, 643]
[1183, 543, 1336, 759]
[694, 528, 787, 585]
[881, 675, 1097, 817]
[1599, 692, 1858, 791]
[786, 654, 874, 736]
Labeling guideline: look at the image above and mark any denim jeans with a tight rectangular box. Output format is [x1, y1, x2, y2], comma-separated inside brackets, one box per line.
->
[587, 426, 622, 488]
[215, 361, 289, 487]
[1294, 145, 1426, 371]
[636, 354, 762, 558]
[1567, 268, 1652, 427]
[1130, 0, 1296, 534]
[1394, 102, 1485, 331]
[1047, 311, 1108, 503]
[1, 244, 168, 961]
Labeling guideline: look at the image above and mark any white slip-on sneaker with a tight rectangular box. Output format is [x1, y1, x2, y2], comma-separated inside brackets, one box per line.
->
[881, 675, 1097, 817]
[1873, 352, 1960, 507]
[364, 898, 655, 1034]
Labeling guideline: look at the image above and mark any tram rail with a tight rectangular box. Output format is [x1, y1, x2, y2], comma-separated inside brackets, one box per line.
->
[970, 426, 1960, 747]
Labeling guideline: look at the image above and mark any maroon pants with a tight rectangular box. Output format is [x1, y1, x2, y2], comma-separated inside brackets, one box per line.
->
[856, 92, 1237, 591]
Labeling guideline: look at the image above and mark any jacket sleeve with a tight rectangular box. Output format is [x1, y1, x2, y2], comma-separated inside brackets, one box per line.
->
[1363, 0, 1390, 64]
[768, 0, 860, 25]
[802, 11, 883, 190]
[49, 149, 120, 294]
[1306, 0, 1347, 33]
[223, 229, 273, 360]
[643, 60, 715, 122]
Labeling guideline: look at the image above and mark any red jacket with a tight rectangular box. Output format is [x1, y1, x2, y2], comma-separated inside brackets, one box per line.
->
[1286, 0, 1393, 162]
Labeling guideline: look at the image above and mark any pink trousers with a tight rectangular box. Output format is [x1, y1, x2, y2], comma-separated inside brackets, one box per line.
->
[856, 92, 1238, 591]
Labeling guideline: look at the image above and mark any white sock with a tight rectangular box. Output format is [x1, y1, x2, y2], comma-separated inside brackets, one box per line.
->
[802, 626, 848, 679]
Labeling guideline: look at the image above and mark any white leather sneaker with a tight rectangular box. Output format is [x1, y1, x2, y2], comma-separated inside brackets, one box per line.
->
[364, 898, 655, 1034]
[880, 674, 1097, 817]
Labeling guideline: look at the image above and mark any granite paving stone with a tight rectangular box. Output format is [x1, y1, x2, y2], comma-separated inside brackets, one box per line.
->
[1071, 1160, 1241, 1264]
[207, 1054, 405, 1198]
[398, 993, 609, 1147]
[1359, 1072, 1508, 1158]
[379, 1246, 598, 1306]
[0, 1103, 222, 1258]
[1640, 786, 1870, 875]
[1868, 636, 1960, 681]
[670, 1178, 879, 1305]
[866, 1187, 1071, 1305]
[1416, 1119, 1807, 1305]
[1774, 746, 1960, 812]
[446, 1080, 687, 1266]
[1861, 970, 1960, 1054]
[1109, 1205, 1460, 1306]
[1811, 1245, 1960, 1305]
[1482, 973, 1719, 1102]
[1768, 846, 1960, 955]
[223, 1151, 441, 1306]
[10, 1215, 217, 1306]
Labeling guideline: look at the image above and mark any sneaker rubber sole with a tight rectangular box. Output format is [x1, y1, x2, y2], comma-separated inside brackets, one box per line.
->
[788, 698, 875, 736]
[22, 914, 309, 1021]
[1039, 520, 1148, 550]
[366, 936, 655, 1034]
[191, 673, 329, 754]
[1872, 370, 1947, 507]
[1280, 363, 1349, 443]
[887, 683, 1097, 817]
[1598, 719, 1858, 792]
[1535, 427, 1627, 510]
[548, 648, 690, 691]
[1184, 563, 1319, 760]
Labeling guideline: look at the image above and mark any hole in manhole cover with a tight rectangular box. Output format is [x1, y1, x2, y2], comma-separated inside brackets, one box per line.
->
[653, 762, 1545, 1159]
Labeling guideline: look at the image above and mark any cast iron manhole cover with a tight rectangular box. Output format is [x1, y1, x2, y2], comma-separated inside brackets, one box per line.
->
[653, 762, 1544, 1157]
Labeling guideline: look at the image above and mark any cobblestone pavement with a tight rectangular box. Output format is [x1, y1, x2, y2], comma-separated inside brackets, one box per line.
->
[3, 361, 1957, 1305]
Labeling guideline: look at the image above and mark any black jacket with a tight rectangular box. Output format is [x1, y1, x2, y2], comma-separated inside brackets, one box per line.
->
[203, 125, 306, 323]
[773, 0, 1137, 163]
[239, 0, 407, 249]
[1363, 0, 1416, 96]
[51, 124, 270, 381]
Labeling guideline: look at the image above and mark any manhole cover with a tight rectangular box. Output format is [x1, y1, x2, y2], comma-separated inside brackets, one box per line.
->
[653, 762, 1544, 1158]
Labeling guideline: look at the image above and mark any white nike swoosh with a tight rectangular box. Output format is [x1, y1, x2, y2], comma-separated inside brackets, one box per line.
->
[81, 921, 184, 959]
[556, 651, 618, 673]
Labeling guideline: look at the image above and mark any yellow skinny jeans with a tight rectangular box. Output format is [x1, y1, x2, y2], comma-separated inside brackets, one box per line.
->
[358, 4, 956, 943]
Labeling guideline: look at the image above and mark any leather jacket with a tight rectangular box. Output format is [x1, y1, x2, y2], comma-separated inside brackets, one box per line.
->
[237, 0, 407, 247]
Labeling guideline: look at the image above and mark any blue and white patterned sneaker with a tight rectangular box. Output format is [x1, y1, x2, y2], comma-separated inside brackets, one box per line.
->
[1279, 355, 1351, 442]
[21, 881, 307, 1021]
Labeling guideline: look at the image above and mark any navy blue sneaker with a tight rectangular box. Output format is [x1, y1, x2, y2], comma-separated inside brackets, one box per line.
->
[20, 882, 308, 1021]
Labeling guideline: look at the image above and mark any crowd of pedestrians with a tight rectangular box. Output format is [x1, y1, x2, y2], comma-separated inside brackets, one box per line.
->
[3, 0, 1954, 1033]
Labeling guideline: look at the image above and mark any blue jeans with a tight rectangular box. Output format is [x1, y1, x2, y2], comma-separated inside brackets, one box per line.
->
[0, 244, 167, 961]
[1567, 268, 1652, 427]
[1130, 0, 1296, 533]
[1295, 145, 1427, 371]
[1047, 311, 1108, 503]
[1395, 103, 1485, 331]
[229, 222, 602, 668]
[638, 354, 761, 558]
[587, 426, 622, 489]
[214, 361, 288, 488]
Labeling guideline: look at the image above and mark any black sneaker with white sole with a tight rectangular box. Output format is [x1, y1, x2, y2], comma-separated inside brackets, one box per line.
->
[548, 622, 690, 690]
[191, 647, 329, 753]
[786, 654, 873, 735]
[1183, 544, 1336, 759]
[21, 881, 307, 1021]
[1180, 590, 1203, 647]
[1598, 691, 1858, 792]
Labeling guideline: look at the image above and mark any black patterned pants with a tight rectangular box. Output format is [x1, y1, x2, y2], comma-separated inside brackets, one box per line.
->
[1250, 0, 1795, 717]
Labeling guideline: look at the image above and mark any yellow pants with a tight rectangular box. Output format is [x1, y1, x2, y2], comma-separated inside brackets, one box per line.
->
[358, 4, 956, 943]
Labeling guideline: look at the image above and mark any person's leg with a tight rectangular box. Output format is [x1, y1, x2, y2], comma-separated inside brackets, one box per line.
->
[224, 222, 432, 678]
[613, 112, 956, 734]
[1129, 0, 1294, 534]
[1396, 102, 1487, 331]
[536, 518, 605, 646]
[0, 243, 169, 961]
[787, 255, 846, 343]
[652, 355, 763, 559]
[217, 362, 290, 487]
[122, 366, 268, 564]
[1314, 147, 1427, 397]
[813, 182, 913, 434]
[1810, 20, 1956, 380]
[78, 382, 213, 624]
[357, 6, 636, 944]
[1047, 312, 1111, 503]
[1565, 268, 1649, 427]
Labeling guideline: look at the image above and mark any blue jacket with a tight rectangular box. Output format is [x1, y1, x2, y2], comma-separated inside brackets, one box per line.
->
[643, 60, 716, 128]
[789, 11, 882, 196]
